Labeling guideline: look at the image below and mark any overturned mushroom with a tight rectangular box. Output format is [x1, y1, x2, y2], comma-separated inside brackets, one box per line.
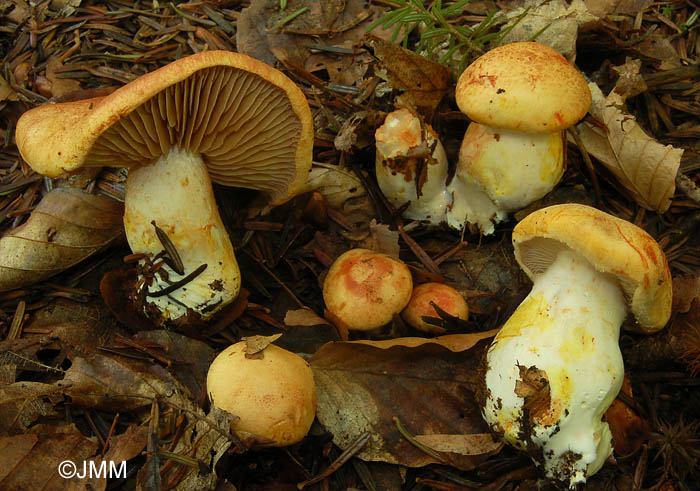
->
[375, 108, 450, 225]
[16, 51, 313, 325]
[482, 204, 671, 487]
[448, 42, 591, 234]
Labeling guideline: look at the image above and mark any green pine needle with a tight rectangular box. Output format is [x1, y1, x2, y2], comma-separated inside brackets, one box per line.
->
[367, 0, 530, 76]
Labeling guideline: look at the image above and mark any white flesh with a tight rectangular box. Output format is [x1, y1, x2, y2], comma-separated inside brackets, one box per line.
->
[124, 147, 241, 322]
[483, 249, 626, 487]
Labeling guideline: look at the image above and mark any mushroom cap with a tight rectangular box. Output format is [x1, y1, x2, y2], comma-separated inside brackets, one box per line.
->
[206, 341, 316, 446]
[323, 248, 413, 331]
[512, 204, 672, 332]
[15, 50, 313, 205]
[401, 282, 469, 333]
[455, 42, 591, 133]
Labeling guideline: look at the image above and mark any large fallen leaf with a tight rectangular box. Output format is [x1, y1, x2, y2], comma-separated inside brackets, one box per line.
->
[131, 330, 216, 402]
[237, 0, 378, 66]
[59, 347, 193, 411]
[575, 82, 683, 212]
[165, 407, 234, 490]
[500, 0, 597, 61]
[0, 381, 63, 434]
[585, 0, 652, 17]
[0, 187, 124, 291]
[310, 333, 499, 469]
[0, 429, 99, 490]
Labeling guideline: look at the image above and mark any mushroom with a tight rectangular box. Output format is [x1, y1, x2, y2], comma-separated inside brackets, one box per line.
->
[447, 42, 591, 234]
[375, 108, 450, 225]
[323, 248, 413, 331]
[401, 282, 469, 333]
[481, 204, 672, 487]
[15, 51, 313, 325]
[207, 341, 316, 446]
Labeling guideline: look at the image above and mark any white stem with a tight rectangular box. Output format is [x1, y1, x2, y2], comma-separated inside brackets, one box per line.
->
[124, 147, 240, 323]
[483, 249, 626, 487]
[446, 123, 564, 234]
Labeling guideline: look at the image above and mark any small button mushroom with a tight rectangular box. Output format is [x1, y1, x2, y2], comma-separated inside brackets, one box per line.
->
[375, 108, 450, 224]
[448, 42, 591, 234]
[323, 248, 413, 331]
[401, 282, 469, 333]
[482, 204, 672, 487]
[207, 341, 316, 446]
[15, 51, 314, 325]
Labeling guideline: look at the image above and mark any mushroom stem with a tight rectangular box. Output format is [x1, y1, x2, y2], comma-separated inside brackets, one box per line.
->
[124, 147, 240, 323]
[483, 248, 626, 487]
[446, 123, 565, 234]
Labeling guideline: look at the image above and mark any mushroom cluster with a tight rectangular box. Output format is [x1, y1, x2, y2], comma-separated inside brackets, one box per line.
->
[323, 248, 469, 332]
[15, 51, 314, 325]
[375, 42, 591, 235]
[481, 204, 672, 487]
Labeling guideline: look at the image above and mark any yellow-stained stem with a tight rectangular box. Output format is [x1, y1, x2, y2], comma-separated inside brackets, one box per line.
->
[124, 147, 241, 323]
[483, 249, 626, 487]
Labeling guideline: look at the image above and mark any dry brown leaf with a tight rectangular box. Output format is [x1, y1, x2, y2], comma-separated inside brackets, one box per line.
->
[310, 336, 496, 469]
[66, 424, 148, 491]
[133, 330, 216, 401]
[672, 275, 700, 314]
[0, 74, 19, 102]
[0, 430, 99, 490]
[501, 0, 597, 61]
[268, 0, 368, 35]
[24, 297, 121, 349]
[166, 407, 234, 491]
[285, 307, 332, 327]
[237, 0, 378, 66]
[352, 331, 498, 351]
[584, 0, 652, 17]
[0, 381, 63, 434]
[0, 187, 124, 291]
[297, 164, 367, 209]
[611, 57, 648, 100]
[365, 35, 451, 115]
[575, 82, 682, 212]
[413, 433, 501, 455]
[237, 1, 305, 66]
[59, 348, 192, 411]
[633, 35, 682, 70]
[243, 334, 283, 355]
[45, 56, 81, 98]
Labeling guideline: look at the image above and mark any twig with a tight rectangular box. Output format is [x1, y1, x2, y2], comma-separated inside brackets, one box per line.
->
[297, 432, 370, 489]
[398, 224, 442, 276]
[147, 263, 207, 297]
[568, 127, 602, 207]
[152, 220, 184, 275]
[393, 416, 448, 465]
